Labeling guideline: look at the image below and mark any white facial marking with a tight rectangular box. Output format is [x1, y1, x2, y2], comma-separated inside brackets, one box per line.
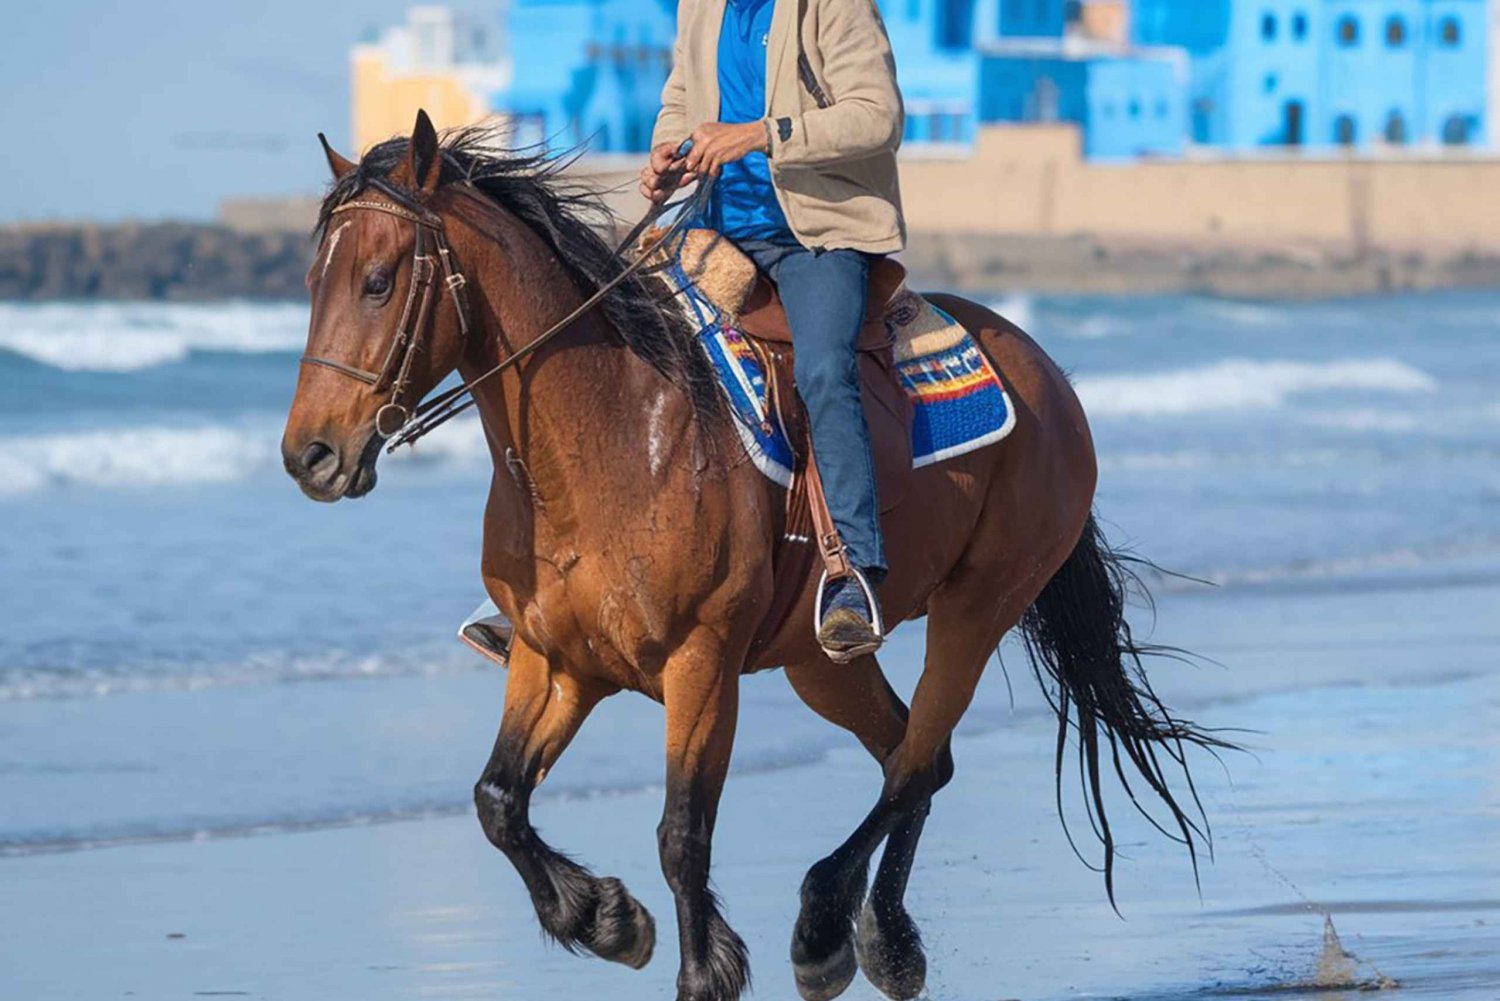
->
[320, 221, 352, 281]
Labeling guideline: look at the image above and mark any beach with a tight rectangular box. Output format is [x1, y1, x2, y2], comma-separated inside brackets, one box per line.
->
[2, 291, 1498, 999]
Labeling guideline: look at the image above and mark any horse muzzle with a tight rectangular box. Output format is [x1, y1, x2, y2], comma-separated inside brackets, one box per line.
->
[281, 432, 381, 502]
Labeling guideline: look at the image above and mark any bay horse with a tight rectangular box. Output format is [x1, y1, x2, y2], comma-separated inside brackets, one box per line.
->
[282, 113, 1218, 1001]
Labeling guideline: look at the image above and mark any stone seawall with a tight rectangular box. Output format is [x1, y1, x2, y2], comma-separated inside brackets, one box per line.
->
[5, 221, 1500, 304]
[899, 232, 1500, 299]
[0, 223, 311, 301]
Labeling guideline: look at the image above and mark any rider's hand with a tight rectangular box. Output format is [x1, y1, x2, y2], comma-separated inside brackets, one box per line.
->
[639, 142, 696, 204]
[683, 121, 770, 178]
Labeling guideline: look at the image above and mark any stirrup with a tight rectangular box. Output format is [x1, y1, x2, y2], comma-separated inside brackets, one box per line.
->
[458, 599, 513, 668]
[813, 566, 885, 664]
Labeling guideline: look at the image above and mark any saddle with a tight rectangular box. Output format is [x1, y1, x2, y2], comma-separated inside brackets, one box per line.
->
[665, 229, 915, 588]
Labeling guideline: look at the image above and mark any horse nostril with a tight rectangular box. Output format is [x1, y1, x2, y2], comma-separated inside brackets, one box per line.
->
[301, 441, 339, 478]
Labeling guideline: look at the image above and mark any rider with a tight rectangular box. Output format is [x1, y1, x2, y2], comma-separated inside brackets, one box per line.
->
[641, 0, 905, 658]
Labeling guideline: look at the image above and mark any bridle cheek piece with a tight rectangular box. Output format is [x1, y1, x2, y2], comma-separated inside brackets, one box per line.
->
[300, 199, 472, 439]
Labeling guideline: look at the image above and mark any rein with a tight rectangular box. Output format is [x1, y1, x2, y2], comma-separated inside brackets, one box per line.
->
[300, 165, 710, 449]
[381, 177, 712, 452]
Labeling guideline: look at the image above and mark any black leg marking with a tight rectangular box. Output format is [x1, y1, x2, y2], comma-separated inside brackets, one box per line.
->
[475, 768, 655, 968]
[855, 743, 952, 1000]
[856, 805, 928, 1001]
[659, 781, 750, 1001]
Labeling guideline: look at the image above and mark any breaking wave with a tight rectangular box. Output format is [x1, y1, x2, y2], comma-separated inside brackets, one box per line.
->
[0, 417, 491, 495]
[1075, 357, 1437, 418]
[0, 301, 307, 372]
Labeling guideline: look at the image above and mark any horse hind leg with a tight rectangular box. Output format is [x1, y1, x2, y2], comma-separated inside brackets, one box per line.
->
[854, 739, 954, 1001]
[473, 642, 654, 969]
[783, 655, 952, 1001]
[788, 555, 1038, 1001]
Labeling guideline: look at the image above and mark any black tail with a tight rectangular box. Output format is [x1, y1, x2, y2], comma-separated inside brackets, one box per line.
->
[1017, 514, 1230, 907]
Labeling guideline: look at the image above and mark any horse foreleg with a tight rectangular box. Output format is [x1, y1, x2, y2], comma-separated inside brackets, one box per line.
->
[473, 641, 655, 968]
[659, 636, 750, 1001]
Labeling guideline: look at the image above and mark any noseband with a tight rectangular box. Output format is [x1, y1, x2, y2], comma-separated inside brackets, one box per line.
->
[300, 199, 473, 437]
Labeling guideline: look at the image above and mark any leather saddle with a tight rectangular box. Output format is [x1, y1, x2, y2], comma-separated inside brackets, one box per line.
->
[736, 257, 909, 351]
[718, 254, 915, 586]
[645, 225, 917, 567]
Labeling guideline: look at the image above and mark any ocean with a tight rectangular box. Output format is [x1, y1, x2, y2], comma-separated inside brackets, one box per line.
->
[1, 293, 1496, 999]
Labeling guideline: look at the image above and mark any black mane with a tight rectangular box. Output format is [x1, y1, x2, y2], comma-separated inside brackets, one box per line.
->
[316, 125, 724, 431]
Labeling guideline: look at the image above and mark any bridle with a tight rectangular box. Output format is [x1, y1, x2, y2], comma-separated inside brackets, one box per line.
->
[301, 165, 711, 451]
[300, 198, 473, 438]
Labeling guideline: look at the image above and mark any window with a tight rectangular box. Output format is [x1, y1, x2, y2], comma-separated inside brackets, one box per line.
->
[1284, 99, 1304, 146]
[1385, 16, 1405, 47]
[1333, 115, 1356, 146]
[1442, 115, 1473, 146]
[1156, 99, 1169, 119]
[936, 0, 976, 50]
[1440, 17, 1461, 46]
[1129, 99, 1141, 119]
[1337, 15, 1358, 46]
[1192, 97, 1216, 143]
[1384, 110, 1407, 145]
[1292, 12, 1308, 40]
[1264, 73, 1278, 93]
[1261, 12, 1277, 40]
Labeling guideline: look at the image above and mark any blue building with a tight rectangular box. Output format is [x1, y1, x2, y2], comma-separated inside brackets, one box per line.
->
[474, 0, 1487, 159]
[485, 0, 1191, 160]
[1133, 0, 1489, 149]
[873, 0, 1191, 157]
[499, 0, 678, 152]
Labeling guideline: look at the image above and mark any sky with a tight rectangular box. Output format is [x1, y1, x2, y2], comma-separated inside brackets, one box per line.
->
[1, 1, 492, 223]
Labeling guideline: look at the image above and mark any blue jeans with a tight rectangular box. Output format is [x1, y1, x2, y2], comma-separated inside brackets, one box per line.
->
[738, 238, 887, 576]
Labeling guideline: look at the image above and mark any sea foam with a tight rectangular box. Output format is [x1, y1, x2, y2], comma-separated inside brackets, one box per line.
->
[1075, 357, 1437, 418]
[0, 301, 307, 372]
[0, 417, 490, 495]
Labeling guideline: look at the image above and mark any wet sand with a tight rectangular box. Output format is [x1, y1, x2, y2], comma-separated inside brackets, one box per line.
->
[4, 552, 1497, 1000]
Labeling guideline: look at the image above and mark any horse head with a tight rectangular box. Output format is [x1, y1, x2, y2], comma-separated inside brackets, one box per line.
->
[282, 110, 473, 501]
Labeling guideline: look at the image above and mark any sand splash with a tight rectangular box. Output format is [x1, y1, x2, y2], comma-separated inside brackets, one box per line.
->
[1313, 915, 1399, 992]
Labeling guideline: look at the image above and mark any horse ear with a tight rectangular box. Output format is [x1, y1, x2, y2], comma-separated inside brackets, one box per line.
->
[409, 109, 442, 193]
[318, 133, 356, 180]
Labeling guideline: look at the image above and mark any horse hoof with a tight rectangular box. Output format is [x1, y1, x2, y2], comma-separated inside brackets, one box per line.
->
[855, 902, 926, 1000]
[588, 877, 656, 969]
[793, 934, 857, 1001]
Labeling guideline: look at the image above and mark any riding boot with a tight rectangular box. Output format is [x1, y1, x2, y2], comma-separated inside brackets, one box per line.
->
[816, 567, 885, 663]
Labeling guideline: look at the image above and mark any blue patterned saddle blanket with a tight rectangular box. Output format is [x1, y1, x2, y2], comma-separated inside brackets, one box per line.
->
[693, 287, 1017, 487]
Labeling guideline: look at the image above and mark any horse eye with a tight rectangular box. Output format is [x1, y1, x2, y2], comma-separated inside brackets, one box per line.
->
[364, 269, 392, 297]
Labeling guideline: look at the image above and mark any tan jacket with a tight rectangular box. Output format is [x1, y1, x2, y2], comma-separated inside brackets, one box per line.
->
[651, 0, 906, 255]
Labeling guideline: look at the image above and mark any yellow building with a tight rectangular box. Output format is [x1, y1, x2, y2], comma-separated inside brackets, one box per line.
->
[1073, 0, 1130, 45]
[350, 7, 508, 155]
